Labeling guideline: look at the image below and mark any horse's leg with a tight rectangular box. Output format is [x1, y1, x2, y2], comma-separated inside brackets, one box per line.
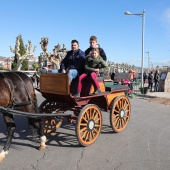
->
[0, 114, 16, 162]
[28, 118, 46, 150]
[38, 119, 46, 150]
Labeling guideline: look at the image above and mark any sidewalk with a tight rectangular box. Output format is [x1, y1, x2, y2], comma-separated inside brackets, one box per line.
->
[138, 91, 170, 99]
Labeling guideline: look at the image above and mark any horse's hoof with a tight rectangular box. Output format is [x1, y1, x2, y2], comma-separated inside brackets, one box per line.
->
[39, 145, 46, 150]
[0, 156, 4, 162]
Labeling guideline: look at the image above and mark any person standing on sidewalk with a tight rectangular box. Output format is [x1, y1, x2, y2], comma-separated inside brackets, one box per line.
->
[154, 70, 160, 92]
[148, 71, 154, 92]
[143, 71, 147, 84]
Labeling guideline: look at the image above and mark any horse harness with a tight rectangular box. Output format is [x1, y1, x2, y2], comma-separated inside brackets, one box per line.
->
[0, 72, 32, 108]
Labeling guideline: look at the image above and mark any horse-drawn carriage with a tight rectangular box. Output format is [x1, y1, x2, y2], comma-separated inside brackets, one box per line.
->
[0, 71, 131, 161]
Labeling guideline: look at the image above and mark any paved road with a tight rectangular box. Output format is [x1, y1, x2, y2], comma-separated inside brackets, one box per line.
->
[0, 92, 170, 170]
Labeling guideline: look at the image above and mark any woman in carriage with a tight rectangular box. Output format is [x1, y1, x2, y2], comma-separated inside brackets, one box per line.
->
[74, 48, 107, 97]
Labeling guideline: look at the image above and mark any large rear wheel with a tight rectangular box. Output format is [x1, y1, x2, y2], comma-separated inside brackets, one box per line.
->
[39, 100, 62, 133]
[110, 95, 131, 133]
[76, 104, 102, 146]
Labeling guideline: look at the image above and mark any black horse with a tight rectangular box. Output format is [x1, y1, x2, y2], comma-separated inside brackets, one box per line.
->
[0, 71, 46, 162]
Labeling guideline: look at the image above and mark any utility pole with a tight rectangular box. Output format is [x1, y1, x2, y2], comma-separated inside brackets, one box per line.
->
[145, 51, 150, 73]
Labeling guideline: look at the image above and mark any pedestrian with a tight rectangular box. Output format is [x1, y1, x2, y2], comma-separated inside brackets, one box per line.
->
[128, 69, 134, 95]
[60, 39, 86, 84]
[154, 70, 160, 92]
[111, 72, 115, 81]
[32, 67, 41, 88]
[74, 48, 107, 97]
[148, 71, 154, 92]
[143, 71, 147, 84]
[133, 71, 136, 82]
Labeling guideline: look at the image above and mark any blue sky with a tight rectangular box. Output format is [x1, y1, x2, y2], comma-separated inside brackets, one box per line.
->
[0, 0, 170, 67]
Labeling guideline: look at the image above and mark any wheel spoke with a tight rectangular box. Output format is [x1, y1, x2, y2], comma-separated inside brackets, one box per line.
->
[80, 127, 87, 133]
[94, 117, 101, 123]
[85, 111, 90, 120]
[93, 127, 98, 133]
[85, 132, 90, 141]
[93, 112, 98, 120]
[91, 109, 96, 119]
[116, 102, 120, 110]
[119, 100, 122, 108]
[81, 130, 88, 139]
[80, 123, 88, 127]
[82, 116, 88, 123]
[122, 117, 126, 124]
[120, 100, 123, 108]
[118, 119, 121, 129]
[122, 99, 125, 108]
[113, 116, 119, 123]
[90, 131, 94, 139]
[121, 119, 124, 128]
[124, 109, 130, 113]
[124, 115, 130, 121]
[123, 102, 128, 110]
[94, 124, 100, 127]
[115, 119, 120, 128]
[113, 114, 119, 118]
[119, 119, 122, 129]
[114, 109, 119, 114]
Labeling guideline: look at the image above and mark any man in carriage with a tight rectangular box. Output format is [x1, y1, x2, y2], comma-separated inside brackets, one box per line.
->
[60, 39, 86, 83]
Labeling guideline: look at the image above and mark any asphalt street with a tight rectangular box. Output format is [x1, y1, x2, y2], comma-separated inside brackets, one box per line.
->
[0, 91, 170, 170]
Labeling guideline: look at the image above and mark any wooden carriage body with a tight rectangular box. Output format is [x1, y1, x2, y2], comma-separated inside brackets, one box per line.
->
[40, 73, 127, 111]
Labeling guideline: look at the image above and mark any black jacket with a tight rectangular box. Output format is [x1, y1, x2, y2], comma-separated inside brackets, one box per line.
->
[85, 47, 107, 61]
[60, 49, 85, 75]
[154, 73, 160, 82]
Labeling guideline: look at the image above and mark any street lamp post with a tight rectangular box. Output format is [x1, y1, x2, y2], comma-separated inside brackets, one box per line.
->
[124, 9, 145, 89]
[145, 51, 150, 73]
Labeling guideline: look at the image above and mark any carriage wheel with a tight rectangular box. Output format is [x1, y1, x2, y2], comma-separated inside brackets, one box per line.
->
[110, 95, 131, 133]
[76, 104, 102, 146]
[39, 100, 62, 133]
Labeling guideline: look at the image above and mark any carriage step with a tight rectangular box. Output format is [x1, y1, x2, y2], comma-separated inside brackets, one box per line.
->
[13, 101, 32, 106]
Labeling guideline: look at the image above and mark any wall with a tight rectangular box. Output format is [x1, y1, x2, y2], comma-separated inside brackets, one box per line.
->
[159, 72, 170, 92]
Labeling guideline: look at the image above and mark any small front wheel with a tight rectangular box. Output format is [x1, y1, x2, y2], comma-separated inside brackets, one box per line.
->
[76, 104, 102, 146]
[39, 100, 62, 133]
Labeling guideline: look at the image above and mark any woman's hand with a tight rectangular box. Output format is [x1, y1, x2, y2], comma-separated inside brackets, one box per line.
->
[95, 68, 99, 74]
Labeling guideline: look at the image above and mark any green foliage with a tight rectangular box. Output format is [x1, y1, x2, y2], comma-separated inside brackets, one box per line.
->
[32, 62, 39, 70]
[21, 59, 28, 70]
[19, 35, 26, 56]
[11, 60, 17, 70]
[12, 35, 26, 70]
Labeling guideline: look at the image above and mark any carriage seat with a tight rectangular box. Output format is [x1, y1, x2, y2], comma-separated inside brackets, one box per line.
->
[105, 84, 129, 92]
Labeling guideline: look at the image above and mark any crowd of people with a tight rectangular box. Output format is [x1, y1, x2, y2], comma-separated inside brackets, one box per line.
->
[147, 70, 160, 92]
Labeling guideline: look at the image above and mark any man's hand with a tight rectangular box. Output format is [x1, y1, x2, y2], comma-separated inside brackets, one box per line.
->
[62, 69, 66, 73]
